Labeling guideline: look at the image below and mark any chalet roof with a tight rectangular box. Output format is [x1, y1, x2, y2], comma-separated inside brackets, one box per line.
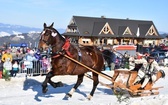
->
[63, 16, 162, 39]
[63, 32, 80, 36]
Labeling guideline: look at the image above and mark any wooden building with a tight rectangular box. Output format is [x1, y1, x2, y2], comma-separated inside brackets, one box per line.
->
[62, 16, 162, 47]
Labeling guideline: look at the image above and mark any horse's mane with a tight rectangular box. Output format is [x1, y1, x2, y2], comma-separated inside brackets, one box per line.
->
[48, 27, 66, 41]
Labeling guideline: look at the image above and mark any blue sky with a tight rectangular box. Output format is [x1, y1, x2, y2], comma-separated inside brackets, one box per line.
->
[0, 0, 168, 32]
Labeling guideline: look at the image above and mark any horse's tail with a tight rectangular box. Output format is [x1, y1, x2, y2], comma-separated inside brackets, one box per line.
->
[91, 46, 104, 71]
[102, 49, 112, 66]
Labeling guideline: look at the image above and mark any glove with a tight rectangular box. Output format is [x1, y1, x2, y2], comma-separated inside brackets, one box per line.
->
[145, 70, 151, 74]
[145, 74, 150, 78]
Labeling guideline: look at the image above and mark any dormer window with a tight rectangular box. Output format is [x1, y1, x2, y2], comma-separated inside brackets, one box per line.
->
[84, 31, 89, 34]
[123, 27, 132, 35]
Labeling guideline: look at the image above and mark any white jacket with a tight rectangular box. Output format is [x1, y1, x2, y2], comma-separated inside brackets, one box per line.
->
[3, 59, 12, 71]
[145, 60, 159, 75]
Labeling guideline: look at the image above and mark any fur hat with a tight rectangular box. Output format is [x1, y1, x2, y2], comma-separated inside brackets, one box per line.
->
[28, 50, 34, 54]
[148, 54, 155, 59]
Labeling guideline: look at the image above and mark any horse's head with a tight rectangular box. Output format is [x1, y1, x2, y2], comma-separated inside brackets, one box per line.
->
[38, 22, 65, 52]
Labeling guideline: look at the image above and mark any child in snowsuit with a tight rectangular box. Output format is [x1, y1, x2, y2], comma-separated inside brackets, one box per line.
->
[3, 58, 12, 81]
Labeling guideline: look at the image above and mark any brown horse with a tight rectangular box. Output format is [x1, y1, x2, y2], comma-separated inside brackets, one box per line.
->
[38, 23, 104, 100]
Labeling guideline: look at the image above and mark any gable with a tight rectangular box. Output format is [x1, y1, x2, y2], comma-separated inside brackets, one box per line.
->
[118, 26, 136, 38]
[123, 27, 132, 35]
[146, 25, 158, 36]
[99, 22, 114, 35]
[66, 18, 79, 33]
[138, 24, 161, 39]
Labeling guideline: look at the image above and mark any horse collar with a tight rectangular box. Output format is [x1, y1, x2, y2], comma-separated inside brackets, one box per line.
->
[52, 39, 72, 58]
[61, 39, 72, 57]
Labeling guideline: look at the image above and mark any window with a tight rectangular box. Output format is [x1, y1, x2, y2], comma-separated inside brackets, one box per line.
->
[84, 31, 89, 34]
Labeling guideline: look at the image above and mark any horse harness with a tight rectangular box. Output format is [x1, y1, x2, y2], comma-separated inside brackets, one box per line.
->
[51, 40, 82, 74]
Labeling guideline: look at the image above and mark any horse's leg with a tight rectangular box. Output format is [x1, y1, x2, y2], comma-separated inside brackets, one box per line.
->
[42, 71, 53, 93]
[48, 78, 64, 88]
[66, 74, 84, 98]
[42, 71, 64, 93]
[87, 72, 99, 100]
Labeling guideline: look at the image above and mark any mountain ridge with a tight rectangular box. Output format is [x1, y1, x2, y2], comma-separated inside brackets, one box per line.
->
[0, 22, 65, 47]
[0, 22, 167, 48]
[0, 22, 65, 36]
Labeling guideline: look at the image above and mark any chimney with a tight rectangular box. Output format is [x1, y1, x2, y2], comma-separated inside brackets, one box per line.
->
[101, 16, 106, 19]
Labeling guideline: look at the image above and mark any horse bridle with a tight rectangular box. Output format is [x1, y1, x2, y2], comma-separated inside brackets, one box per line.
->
[40, 28, 53, 45]
[40, 28, 67, 56]
[40, 28, 59, 50]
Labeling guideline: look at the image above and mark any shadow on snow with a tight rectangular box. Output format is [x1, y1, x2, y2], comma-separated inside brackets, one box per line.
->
[22, 78, 113, 102]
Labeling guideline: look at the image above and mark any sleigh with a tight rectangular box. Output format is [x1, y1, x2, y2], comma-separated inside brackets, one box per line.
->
[111, 69, 165, 96]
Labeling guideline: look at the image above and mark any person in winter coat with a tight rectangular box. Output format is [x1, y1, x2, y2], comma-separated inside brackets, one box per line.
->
[41, 55, 50, 75]
[24, 50, 36, 76]
[0, 60, 3, 79]
[1, 49, 13, 63]
[34, 50, 42, 60]
[12, 61, 19, 77]
[3, 58, 12, 81]
[110, 48, 117, 71]
[133, 54, 161, 89]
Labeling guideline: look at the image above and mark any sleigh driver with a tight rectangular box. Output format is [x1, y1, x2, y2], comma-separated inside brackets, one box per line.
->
[132, 54, 161, 90]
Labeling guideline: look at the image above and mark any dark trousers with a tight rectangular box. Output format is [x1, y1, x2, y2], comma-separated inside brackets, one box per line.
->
[27, 68, 33, 76]
[11, 70, 18, 77]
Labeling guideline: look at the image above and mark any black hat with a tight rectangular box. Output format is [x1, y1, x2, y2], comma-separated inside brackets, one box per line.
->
[148, 54, 155, 59]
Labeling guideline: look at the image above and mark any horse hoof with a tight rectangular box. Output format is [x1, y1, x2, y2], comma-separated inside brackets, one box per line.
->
[87, 95, 92, 100]
[63, 93, 71, 100]
[42, 88, 48, 93]
[57, 81, 64, 87]
[51, 82, 64, 88]
[65, 93, 72, 98]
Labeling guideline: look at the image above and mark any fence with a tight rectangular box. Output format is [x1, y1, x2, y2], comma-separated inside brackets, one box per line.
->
[18, 60, 49, 76]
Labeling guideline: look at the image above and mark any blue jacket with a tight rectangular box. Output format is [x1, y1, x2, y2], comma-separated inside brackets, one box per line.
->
[24, 54, 36, 69]
[110, 52, 117, 63]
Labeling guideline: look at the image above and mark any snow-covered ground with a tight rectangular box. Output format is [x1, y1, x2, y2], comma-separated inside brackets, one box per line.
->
[0, 68, 168, 105]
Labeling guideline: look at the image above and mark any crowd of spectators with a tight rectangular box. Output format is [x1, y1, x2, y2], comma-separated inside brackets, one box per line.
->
[0, 47, 51, 80]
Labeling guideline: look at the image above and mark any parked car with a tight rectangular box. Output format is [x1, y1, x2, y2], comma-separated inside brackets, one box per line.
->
[159, 50, 168, 57]
[150, 51, 168, 66]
